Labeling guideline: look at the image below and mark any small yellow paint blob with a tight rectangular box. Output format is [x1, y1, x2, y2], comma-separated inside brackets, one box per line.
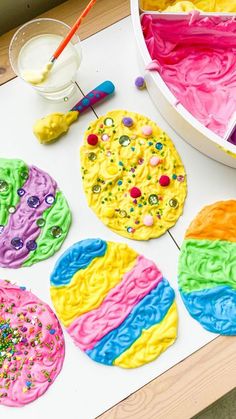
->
[165, 1, 199, 11]
[106, 165, 119, 175]
[217, 145, 236, 160]
[22, 62, 53, 85]
[103, 207, 115, 217]
[33, 111, 78, 144]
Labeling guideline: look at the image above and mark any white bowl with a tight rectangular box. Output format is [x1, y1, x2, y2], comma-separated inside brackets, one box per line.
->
[131, 0, 236, 168]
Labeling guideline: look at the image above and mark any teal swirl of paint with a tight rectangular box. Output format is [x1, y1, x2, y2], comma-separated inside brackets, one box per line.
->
[23, 191, 71, 267]
[179, 238, 236, 335]
[181, 286, 236, 335]
[0, 158, 28, 226]
[50, 238, 107, 287]
[86, 278, 175, 365]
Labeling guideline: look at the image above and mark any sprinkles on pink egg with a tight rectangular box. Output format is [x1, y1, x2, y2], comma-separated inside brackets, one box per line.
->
[0, 280, 65, 407]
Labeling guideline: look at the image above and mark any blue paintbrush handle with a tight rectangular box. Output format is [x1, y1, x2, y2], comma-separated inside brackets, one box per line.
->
[71, 81, 115, 113]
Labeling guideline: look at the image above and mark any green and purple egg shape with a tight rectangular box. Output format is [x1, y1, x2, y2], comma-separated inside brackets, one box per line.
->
[0, 158, 71, 268]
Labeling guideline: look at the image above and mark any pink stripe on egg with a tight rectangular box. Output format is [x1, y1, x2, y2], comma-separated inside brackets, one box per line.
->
[67, 255, 163, 351]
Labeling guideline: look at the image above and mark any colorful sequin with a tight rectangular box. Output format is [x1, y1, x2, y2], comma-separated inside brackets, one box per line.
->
[80, 110, 187, 240]
[0, 158, 71, 268]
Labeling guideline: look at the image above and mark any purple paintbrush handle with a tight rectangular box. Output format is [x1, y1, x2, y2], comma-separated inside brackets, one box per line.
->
[71, 81, 115, 113]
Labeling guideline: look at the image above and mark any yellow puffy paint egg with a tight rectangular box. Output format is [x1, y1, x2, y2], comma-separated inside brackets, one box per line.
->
[50, 238, 178, 368]
[80, 110, 187, 240]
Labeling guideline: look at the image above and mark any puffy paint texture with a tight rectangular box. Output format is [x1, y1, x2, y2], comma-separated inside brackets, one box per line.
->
[178, 200, 236, 335]
[140, 0, 236, 12]
[142, 15, 236, 137]
[80, 110, 187, 241]
[0, 280, 65, 407]
[0, 158, 71, 268]
[51, 239, 177, 368]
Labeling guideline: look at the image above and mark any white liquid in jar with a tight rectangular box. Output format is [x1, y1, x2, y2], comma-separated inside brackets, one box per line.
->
[18, 34, 81, 89]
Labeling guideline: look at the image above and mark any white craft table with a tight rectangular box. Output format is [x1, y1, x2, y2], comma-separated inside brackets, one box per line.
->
[0, 2, 236, 418]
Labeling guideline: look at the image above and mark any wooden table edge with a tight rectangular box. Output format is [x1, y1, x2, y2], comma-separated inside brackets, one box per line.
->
[98, 335, 236, 419]
[1, 1, 235, 418]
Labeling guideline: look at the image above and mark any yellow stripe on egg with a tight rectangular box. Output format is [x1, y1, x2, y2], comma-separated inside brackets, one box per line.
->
[113, 302, 177, 368]
[50, 241, 138, 327]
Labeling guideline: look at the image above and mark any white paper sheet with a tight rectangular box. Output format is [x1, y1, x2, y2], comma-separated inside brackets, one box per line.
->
[0, 16, 234, 419]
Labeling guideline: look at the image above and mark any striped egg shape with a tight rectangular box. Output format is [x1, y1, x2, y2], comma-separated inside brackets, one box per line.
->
[50, 238, 177, 368]
[178, 200, 236, 335]
[0, 158, 71, 268]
